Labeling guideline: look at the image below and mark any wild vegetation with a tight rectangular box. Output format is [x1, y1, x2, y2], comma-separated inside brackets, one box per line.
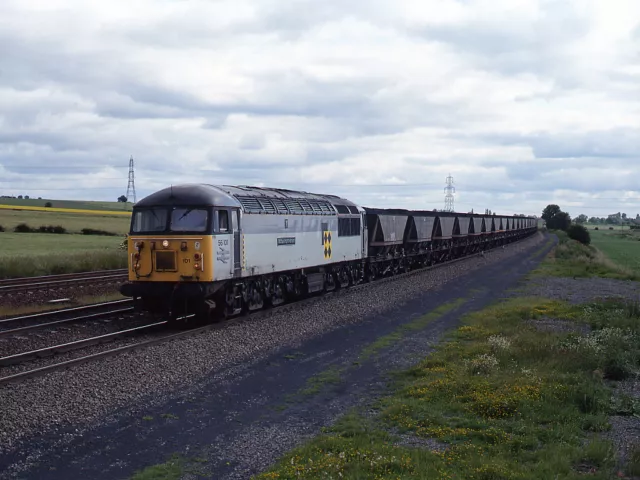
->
[532, 231, 638, 281]
[255, 296, 640, 480]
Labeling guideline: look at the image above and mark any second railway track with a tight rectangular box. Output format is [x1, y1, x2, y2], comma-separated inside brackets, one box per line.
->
[0, 269, 129, 295]
[0, 269, 128, 286]
[0, 299, 135, 336]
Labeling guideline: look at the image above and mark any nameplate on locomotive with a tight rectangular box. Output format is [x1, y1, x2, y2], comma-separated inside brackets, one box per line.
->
[277, 237, 296, 246]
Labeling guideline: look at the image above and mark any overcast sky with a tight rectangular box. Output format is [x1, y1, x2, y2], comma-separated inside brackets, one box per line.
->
[0, 0, 638, 217]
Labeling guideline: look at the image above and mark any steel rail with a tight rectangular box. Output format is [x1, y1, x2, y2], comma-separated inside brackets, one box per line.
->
[0, 274, 128, 294]
[0, 232, 542, 385]
[0, 320, 168, 367]
[0, 307, 136, 338]
[0, 315, 195, 385]
[0, 269, 128, 286]
[0, 299, 134, 327]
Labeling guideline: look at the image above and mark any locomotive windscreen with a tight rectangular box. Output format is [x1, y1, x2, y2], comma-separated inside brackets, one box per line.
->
[131, 207, 210, 234]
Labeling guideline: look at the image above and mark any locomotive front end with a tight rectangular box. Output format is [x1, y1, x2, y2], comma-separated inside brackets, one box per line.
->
[126, 208, 214, 284]
[120, 205, 215, 314]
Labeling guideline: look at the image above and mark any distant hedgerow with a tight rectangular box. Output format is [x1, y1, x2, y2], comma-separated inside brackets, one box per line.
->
[38, 225, 66, 234]
[14, 223, 32, 233]
[81, 228, 119, 237]
[14, 223, 67, 234]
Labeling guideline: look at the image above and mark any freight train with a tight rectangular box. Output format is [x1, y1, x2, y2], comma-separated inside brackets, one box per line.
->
[119, 184, 537, 319]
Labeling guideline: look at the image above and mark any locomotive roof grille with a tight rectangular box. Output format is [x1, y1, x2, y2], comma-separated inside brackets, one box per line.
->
[236, 195, 336, 215]
[238, 196, 262, 212]
[258, 198, 277, 214]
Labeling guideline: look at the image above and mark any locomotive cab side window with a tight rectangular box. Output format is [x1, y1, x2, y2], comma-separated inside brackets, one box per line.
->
[217, 210, 229, 233]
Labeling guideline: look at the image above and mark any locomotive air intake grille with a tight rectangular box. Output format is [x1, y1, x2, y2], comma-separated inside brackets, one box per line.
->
[155, 251, 177, 271]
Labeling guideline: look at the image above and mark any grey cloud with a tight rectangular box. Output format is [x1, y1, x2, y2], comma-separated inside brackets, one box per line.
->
[0, 1, 638, 217]
[469, 128, 640, 163]
[413, 1, 590, 84]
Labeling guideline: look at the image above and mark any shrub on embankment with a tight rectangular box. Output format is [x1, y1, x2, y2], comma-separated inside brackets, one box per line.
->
[568, 224, 591, 245]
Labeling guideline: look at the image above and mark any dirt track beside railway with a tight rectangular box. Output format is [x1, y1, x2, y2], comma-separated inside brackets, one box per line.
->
[0, 232, 553, 480]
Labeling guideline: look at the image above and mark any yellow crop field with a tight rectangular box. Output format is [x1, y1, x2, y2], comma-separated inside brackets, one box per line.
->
[0, 204, 131, 216]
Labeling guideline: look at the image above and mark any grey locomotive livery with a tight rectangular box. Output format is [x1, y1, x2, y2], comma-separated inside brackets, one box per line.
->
[120, 183, 537, 319]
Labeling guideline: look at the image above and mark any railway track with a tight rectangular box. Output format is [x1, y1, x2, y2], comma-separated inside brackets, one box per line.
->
[0, 320, 169, 367]
[0, 269, 129, 295]
[0, 235, 539, 386]
[0, 299, 135, 337]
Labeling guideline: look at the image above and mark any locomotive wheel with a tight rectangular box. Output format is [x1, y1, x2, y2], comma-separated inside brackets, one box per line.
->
[247, 280, 265, 311]
[269, 278, 285, 306]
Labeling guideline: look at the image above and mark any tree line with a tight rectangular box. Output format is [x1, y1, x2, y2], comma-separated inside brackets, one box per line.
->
[541, 204, 591, 245]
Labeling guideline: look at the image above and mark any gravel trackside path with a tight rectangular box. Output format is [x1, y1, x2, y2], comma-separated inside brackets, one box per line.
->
[0, 232, 552, 480]
[508, 275, 640, 305]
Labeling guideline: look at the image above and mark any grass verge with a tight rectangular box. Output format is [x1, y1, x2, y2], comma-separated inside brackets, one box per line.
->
[589, 229, 640, 276]
[532, 230, 638, 280]
[254, 296, 640, 479]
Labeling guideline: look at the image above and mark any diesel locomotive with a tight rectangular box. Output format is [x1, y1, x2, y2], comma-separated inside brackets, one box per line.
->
[119, 184, 537, 319]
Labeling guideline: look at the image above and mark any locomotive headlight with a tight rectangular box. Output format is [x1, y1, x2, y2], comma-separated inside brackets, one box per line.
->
[162, 240, 169, 248]
[194, 253, 201, 261]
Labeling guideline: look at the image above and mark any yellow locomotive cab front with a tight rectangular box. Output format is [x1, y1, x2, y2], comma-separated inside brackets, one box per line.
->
[127, 235, 214, 283]
[119, 201, 223, 317]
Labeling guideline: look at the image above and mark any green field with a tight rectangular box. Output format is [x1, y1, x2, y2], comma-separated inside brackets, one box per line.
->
[590, 229, 640, 275]
[0, 232, 123, 255]
[0, 200, 131, 278]
[0, 197, 132, 212]
[0, 208, 130, 235]
[0, 233, 126, 278]
[584, 223, 629, 231]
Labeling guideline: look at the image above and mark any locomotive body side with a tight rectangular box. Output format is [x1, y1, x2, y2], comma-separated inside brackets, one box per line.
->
[238, 210, 363, 277]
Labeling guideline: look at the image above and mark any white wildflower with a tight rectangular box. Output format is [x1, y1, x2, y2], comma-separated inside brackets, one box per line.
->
[465, 353, 499, 375]
[488, 334, 511, 351]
